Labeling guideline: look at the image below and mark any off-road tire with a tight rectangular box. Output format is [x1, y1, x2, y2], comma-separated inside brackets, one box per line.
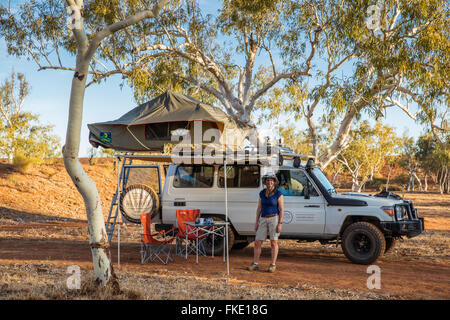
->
[341, 222, 386, 265]
[119, 184, 159, 224]
[384, 237, 396, 254]
[231, 241, 251, 250]
[203, 216, 235, 256]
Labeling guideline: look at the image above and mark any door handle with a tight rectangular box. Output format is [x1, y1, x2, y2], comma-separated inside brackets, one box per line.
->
[304, 205, 320, 208]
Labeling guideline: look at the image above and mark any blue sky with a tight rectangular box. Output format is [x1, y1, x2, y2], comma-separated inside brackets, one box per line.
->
[0, 2, 426, 157]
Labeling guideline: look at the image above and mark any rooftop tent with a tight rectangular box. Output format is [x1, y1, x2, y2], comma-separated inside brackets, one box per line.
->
[88, 91, 251, 152]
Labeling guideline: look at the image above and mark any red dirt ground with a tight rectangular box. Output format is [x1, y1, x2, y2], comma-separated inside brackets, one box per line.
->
[1, 221, 449, 299]
[0, 159, 449, 299]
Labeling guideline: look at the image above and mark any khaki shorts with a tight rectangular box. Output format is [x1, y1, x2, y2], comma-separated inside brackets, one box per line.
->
[255, 215, 280, 241]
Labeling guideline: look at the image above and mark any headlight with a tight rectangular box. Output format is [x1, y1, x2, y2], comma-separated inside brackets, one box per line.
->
[381, 206, 394, 216]
[395, 205, 408, 220]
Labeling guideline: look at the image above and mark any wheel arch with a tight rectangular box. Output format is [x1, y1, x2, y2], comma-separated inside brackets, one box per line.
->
[339, 215, 383, 236]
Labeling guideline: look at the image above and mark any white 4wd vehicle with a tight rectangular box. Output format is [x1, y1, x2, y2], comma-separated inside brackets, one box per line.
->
[120, 157, 424, 265]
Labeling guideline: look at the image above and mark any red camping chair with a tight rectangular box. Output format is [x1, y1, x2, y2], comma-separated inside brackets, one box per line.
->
[140, 213, 176, 265]
[175, 209, 207, 258]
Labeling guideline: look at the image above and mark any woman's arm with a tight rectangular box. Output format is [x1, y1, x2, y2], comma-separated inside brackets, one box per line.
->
[277, 195, 284, 233]
[255, 198, 261, 232]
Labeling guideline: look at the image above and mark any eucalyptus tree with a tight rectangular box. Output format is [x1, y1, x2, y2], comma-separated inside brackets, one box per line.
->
[416, 133, 450, 194]
[337, 121, 400, 192]
[0, 0, 170, 289]
[257, 0, 449, 168]
[109, 0, 322, 125]
[0, 71, 60, 162]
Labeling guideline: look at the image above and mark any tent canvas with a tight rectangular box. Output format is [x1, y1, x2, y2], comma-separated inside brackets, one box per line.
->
[88, 91, 251, 152]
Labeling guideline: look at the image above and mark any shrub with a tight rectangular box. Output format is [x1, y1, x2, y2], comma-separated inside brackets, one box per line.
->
[12, 153, 34, 173]
[393, 173, 409, 185]
[366, 177, 387, 190]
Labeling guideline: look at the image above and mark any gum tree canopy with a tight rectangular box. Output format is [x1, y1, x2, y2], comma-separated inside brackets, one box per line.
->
[257, 0, 449, 167]
[1, 0, 447, 168]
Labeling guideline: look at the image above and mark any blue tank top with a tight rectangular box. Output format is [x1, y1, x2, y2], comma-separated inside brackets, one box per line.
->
[259, 189, 282, 217]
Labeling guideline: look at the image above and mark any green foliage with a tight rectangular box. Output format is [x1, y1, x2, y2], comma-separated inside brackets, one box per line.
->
[0, 0, 448, 166]
[393, 173, 409, 185]
[416, 133, 450, 173]
[279, 125, 312, 155]
[338, 121, 401, 190]
[0, 72, 61, 162]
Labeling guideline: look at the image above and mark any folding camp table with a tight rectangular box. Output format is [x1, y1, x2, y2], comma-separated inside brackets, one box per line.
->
[184, 221, 230, 266]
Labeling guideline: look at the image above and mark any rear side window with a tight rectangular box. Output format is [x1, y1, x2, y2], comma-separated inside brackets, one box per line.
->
[173, 165, 214, 188]
[218, 165, 260, 188]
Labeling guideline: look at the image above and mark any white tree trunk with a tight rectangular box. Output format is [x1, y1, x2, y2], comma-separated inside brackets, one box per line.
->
[63, 61, 118, 289]
[62, 0, 169, 289]
[413, 172, 422, 191]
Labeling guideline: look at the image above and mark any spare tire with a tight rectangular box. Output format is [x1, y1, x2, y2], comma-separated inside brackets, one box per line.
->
[119, 184, 159, 224]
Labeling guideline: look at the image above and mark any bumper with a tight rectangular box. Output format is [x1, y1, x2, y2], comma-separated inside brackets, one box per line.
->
[380, 218, 424, 238]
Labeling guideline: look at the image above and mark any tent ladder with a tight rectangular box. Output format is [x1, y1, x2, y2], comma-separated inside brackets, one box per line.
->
[105, 155, 133, 243]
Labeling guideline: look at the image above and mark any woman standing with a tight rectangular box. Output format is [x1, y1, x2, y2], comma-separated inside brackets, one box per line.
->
[247, 173, 284, 273]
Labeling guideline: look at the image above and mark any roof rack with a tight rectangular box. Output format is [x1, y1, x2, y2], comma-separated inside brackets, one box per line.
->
[114, 150, 314, 165]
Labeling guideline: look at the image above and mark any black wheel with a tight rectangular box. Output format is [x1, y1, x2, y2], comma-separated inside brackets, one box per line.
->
[202, 216, 235, 256]
[232, 241, 251, 250]
[119, 184, 159, 224]
[384, 237, 396, 254]
[341, 222, 386, 265]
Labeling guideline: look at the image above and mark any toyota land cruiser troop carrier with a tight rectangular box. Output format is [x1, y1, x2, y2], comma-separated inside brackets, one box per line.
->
[114, 153, 424, 265]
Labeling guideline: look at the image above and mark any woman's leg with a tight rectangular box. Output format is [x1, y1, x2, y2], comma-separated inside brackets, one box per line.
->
[270, 240, 278, 265]
[253, 240, 263, 263]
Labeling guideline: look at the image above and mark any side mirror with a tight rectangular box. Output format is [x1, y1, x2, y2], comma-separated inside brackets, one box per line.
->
[304, 181, 310, 200]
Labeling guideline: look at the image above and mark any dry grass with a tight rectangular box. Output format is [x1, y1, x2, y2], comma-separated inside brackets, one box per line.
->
[0, 263, 403, 300]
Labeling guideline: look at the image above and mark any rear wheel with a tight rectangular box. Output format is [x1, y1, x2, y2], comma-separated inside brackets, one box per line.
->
[232, 241, 251, 250]
[202, 216, 235, 256]
[341, 222, 386, 265]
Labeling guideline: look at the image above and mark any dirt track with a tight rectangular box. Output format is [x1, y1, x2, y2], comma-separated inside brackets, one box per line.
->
[1, 221, 449, 299]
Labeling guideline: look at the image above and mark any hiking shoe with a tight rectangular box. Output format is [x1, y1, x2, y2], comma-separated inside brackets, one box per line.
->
[267, 264, 276, 273]
[247, 263, 259, 271]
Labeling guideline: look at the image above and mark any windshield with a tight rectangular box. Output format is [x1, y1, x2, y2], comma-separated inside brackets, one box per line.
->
[312, 168, 337, 194]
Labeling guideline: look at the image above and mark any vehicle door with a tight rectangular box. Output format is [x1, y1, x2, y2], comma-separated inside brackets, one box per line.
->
[276, 169, 326, 235]
[217, 164, 261, 234]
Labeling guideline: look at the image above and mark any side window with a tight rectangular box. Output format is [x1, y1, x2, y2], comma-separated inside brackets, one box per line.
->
[218, 165, 260, 188]
[173, 165, 214, 188]
[277, 170, 319, 197]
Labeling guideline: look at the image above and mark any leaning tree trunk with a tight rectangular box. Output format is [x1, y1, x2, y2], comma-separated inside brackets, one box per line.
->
[63, 58, 119, 290]
[62, 0, 169, 289]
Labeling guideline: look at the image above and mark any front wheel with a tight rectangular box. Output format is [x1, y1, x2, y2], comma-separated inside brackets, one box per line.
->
[202, 216, 235, 256]
[341, 222, 386, 265]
